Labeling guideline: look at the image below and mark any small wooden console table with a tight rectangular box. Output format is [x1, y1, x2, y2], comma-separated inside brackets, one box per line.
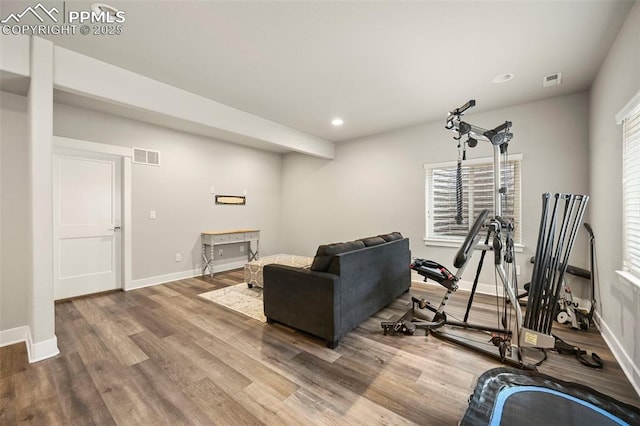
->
[201, 229, 260, 277]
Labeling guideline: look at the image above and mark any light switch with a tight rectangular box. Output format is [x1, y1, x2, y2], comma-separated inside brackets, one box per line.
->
[149, 210, 156, 219]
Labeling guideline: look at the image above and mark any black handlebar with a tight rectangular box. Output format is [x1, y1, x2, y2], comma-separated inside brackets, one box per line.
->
[454, 209, 489, 269]
[452, 99, 476, 116]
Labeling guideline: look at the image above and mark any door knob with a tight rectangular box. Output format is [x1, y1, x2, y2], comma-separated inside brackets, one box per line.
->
[109, 226, 121, 231]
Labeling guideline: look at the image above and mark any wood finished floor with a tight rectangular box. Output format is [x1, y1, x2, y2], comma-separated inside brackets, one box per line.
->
[1, 269, 639, 425]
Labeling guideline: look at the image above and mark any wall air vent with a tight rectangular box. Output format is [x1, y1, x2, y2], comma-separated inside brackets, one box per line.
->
[132, 147, 161, 166]
[543, 72, 562, 87]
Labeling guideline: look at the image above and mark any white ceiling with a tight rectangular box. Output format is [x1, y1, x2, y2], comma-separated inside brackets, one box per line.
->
[28, 1, 637, 142]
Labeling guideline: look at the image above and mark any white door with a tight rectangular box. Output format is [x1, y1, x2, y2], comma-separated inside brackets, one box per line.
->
[53, 153, 122, 300]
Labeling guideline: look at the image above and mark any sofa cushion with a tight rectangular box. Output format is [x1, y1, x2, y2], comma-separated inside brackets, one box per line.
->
[310, 240, 366, 272]
[379, 232, 403, 242]
[359, 236, 387, 247]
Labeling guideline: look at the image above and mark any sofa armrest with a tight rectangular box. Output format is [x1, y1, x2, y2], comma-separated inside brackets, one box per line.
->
[263, 264, 340, 344]
[331, 238, 411, 330]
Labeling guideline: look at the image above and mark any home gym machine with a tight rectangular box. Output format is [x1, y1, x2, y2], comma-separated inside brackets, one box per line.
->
[381, 100, 590, 370]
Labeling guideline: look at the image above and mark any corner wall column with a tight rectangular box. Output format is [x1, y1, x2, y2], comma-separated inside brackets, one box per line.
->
[27, 36, 58, 362]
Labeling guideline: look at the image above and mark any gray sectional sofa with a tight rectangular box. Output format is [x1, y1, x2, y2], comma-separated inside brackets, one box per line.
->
[263, 233, 411, 348]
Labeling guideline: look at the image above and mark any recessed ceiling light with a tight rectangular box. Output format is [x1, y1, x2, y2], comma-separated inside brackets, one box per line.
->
[91, 3, 119, 15]
[331, 118, 344, 126]
[492, 73, 515, 84]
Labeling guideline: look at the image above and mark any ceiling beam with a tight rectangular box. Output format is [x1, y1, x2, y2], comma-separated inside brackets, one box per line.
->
[52, 45, 335, 159]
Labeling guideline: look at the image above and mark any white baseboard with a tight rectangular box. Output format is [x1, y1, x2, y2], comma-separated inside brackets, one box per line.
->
[0, 326, 59, 363]
[127, 261, 246, 291]
[211, 260, 248, 273]
[594, 311, 640, 397]
[412, 271, 523, 298]
[456, 279, 500, 296]
[412, 277, 498, 296]
[128, 268, 202, 290]
[0, 326, 29, 347]
[26, 331, 60, 363]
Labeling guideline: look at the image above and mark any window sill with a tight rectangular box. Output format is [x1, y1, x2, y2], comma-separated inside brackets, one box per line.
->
[423, 238, 466, 249]
[424, 238, 524, 253]
[616, 270, 640, 291]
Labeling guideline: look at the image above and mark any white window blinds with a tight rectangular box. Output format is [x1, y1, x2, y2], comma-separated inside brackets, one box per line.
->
[621, 106, 640, 279]
[425, 155, 522, 243]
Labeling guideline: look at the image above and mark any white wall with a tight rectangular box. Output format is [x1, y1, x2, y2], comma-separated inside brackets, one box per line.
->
[53, 103, 283, 284]
[0, 91, 284, 343]
[0, 92, 29, 331]
[281, 92, 591, 292]
[589, 1, 640, 393]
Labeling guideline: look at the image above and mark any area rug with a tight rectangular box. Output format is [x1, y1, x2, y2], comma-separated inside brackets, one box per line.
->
[199, 283, 266, 322]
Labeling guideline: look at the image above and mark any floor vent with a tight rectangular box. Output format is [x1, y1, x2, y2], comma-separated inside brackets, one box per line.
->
[133, 147, 161, 166]
[543, 72, 562, 87]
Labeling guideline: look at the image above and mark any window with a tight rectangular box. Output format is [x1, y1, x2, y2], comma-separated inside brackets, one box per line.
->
[617, 91, 640, 281]
[424, 155, 522, 245]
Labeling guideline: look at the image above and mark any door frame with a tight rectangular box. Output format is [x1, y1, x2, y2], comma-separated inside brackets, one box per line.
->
[53, 136, 133, 291]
